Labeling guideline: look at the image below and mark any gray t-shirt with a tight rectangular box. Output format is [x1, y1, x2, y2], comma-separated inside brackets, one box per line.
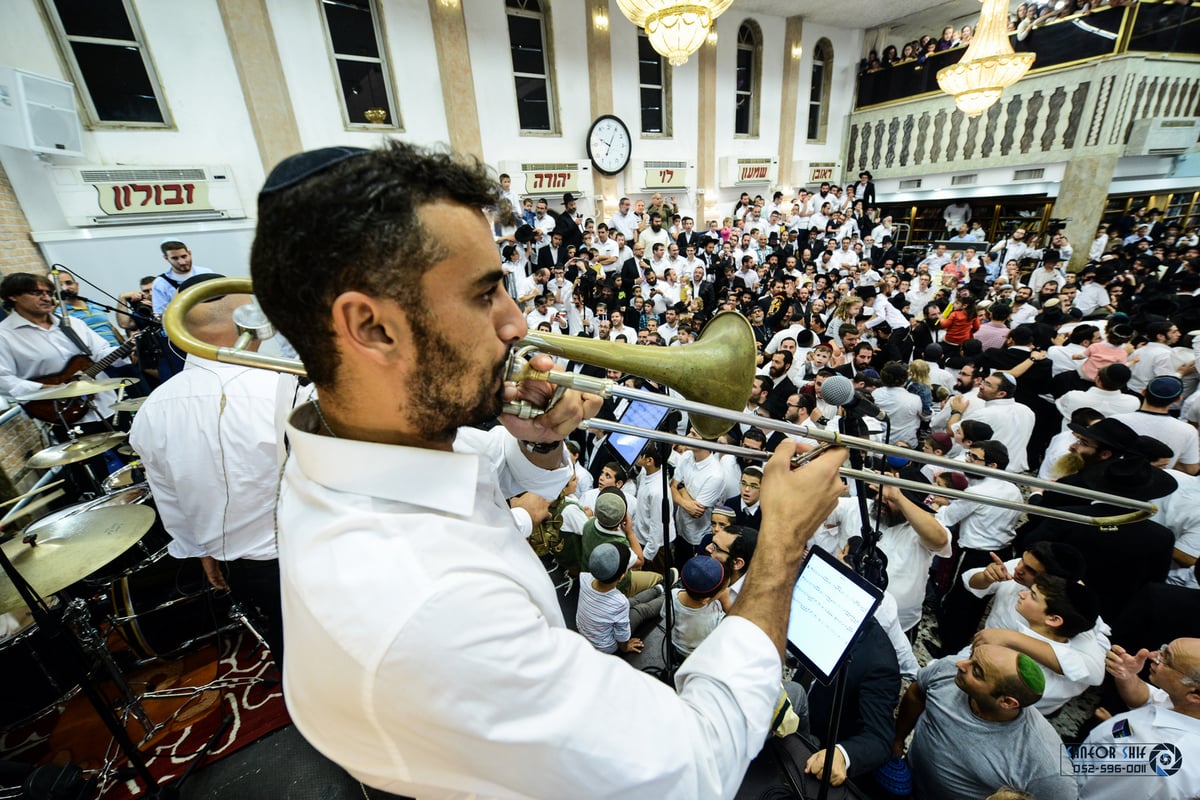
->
[909, 658, 1078, 800]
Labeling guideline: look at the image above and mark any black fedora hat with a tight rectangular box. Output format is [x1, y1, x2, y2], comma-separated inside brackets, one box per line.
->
[1067, 418, 1139, 456]
[1082, 456, 1177, 502]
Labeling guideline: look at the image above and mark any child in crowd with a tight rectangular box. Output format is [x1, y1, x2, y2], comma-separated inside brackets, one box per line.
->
[665, 555, 729, 657]
[576, 543, 665, 655]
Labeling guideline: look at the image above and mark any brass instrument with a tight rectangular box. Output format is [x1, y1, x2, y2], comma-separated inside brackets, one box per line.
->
[164, 277, 1158, 528]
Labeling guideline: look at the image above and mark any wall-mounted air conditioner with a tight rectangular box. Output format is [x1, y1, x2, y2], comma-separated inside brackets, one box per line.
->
[718, 156, 778, 188]
[0, 66, 83, 158]
[1125, 118, 1200, 157]
[50, 165, 245, 227]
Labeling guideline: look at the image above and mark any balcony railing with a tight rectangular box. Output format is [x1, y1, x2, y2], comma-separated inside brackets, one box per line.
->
[855, 3, 1200, 110]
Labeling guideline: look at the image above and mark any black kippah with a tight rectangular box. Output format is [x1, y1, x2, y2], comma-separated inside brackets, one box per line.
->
[260, 147, 370, 196]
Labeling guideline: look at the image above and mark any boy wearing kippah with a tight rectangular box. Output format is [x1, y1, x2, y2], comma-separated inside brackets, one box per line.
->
[576, 543, 664, 655]
[968, 574, 1105, 714]
[665, 556, 729, 657]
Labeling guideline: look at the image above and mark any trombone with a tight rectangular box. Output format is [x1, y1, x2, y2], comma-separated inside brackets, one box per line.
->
[164, 278, 1158, 529]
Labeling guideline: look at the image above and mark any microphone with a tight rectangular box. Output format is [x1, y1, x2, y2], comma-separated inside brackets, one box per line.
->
[820, 374, 887, 421]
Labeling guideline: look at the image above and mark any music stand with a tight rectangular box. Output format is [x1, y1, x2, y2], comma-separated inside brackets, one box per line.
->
[785, 547, 884, 800]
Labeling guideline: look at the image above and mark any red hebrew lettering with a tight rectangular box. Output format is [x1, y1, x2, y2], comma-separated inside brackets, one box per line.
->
[131, 183, 153, 206]
[112, 185, 126, 211]
[660, 169, 675, 183]
[532, 173, 545, 189]
[153, 185, 162, 205]
[163, 184, 183, 205]
[183, 184, 194, 203]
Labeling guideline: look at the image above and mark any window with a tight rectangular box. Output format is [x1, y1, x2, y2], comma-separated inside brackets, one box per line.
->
[40, 0, 170, 126]
[506, 0, 557, 133]
[807, 39, 833, 142]
[734, 22, 761, 137]
[638, 31, 671, 136]
[320, 0, 400, 129]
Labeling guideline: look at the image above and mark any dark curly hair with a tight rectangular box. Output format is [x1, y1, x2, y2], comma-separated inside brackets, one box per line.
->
[251, 141, 498, 386]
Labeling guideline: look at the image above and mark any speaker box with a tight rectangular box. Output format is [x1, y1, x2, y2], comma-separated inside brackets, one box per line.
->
[0, 66, 83, 157]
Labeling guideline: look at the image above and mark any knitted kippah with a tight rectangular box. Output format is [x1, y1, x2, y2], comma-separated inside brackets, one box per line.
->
[1016, 653, 1046, 695]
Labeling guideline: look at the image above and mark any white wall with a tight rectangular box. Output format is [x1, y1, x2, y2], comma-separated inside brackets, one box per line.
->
[794, 23, 863, 187]
[268, 0, 451, 150]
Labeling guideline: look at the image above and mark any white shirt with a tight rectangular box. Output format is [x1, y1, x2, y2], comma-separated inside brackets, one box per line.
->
[673, 452, 726, 545]
[1113, 409, 1200, 470]
[1151, 469, 1200, 588]
[1077, 688, 1200, 799]
[634, 468, 675, 563]
[0, 312, 128, 421]
[961, 398, 1036, 473]
[872, 386, 924, 446]
[609, 210, 639, 242]
[810, 496, 861, 557]
[1128, 342, 1176, 393]
[1056, 387, 1141, 431]
[936, 476, 1023, 550]
[1074, 282, 1110, 316]
[877, 518, 952, 631]
[279, 406, 783, 799]
[129, 357, 287, 561]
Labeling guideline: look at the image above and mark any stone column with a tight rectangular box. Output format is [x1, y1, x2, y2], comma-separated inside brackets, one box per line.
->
[777, 17, 804, 188]
[216, 0, 303, 173]
[585, 0, 616, 221]
[696, 24, 719, 227]
[428, 0, 483, 157]
[1051, 153, 1119, 272]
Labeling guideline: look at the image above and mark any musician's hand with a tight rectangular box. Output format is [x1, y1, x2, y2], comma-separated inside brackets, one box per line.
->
[509, 492, 551, 526]
[805, 747, 847, 786]
[500, 354, 601, 442]
[760, 440, 846, 551]
[200, 556, 228, 590]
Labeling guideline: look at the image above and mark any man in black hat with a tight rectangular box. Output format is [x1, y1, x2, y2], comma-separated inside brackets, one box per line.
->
[856, 171, 876, 206]
[1025, 456, 1176, 620]
[547, 192, 584, 250]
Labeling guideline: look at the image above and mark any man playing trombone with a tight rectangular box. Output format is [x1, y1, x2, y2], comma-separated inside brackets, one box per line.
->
[248, 142, 848, 799]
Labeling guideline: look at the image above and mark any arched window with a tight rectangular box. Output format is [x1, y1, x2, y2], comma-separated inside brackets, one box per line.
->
[506, 0, 558, 133]
[807, 39, 833, 143]
[734, 22, 761, 137]
[638, 30, 671, 136]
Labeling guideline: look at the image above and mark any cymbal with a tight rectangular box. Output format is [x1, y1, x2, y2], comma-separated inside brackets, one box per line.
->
[17, 377, 138, 402]
[0, 505, 155, 614]
[110, 397, 146, 413]
[27, 432, 128, 468]
[116, 444, 139, 458]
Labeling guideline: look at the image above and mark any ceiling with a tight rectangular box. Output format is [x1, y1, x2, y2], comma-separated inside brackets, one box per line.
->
[734, 0, 984, 31]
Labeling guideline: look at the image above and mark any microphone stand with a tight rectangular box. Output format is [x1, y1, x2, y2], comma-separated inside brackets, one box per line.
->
[72, 296, 159, 329]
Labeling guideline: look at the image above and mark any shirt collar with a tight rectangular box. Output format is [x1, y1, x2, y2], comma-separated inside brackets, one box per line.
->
[286, 403, 478, 515]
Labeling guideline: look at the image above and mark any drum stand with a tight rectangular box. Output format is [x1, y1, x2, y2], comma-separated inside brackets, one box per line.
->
[0, 548, 160, 795]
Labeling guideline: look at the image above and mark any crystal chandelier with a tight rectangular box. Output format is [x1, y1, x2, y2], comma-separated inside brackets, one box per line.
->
[616, 1, 735, 66]
[937, 0, 1035, 117]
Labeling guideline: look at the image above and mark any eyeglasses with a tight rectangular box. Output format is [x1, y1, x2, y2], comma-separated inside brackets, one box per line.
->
[1150, 644, 1196, 685]
[966, 452, 985, 463]
[23, 290, 54, 298]
[739, 481, 760, 490]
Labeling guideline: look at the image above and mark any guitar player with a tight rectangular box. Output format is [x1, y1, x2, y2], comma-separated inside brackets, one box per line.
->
[0, 272, 132, 487]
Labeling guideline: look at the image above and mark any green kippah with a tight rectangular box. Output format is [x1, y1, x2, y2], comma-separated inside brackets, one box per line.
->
[1016, 653, 1046, 695]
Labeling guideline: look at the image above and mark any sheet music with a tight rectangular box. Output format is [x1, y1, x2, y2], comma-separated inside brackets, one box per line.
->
[786, 550, 879, 680]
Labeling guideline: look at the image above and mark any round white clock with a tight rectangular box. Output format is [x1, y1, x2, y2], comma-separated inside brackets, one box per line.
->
[586, 115, 632, 176]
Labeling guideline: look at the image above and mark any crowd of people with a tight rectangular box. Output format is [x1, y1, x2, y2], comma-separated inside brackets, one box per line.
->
[1, 138, 1198, 799]
[509, 182, 1200, 798]
[860, 0, 1132, 74]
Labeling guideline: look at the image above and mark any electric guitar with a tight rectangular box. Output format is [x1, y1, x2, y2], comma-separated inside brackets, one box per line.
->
[23, 333, 142, 424]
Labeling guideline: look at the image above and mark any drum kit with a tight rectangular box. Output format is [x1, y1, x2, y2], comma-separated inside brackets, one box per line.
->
[0, 377, 252, 751]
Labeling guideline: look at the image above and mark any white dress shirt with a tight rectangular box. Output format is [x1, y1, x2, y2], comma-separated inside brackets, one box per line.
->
[278, 406, 782, 799]
[0, 312, 128, 421]
[877, 519, 952, 631]
[936, 476, 1023, 550]
[1055, 387, 1141, 431]
[129, 358, 287, 561]
[634, 468, 675, 563]
[673, 451, 726, 545]
[1077, 687, 1200, 799]
[872, 386, 924, 446]
[961, 398, 1036, 473]
[1127, 342, 1176, 393]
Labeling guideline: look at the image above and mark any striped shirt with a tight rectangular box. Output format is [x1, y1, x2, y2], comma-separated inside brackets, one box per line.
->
[575, 573, 630, 654]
